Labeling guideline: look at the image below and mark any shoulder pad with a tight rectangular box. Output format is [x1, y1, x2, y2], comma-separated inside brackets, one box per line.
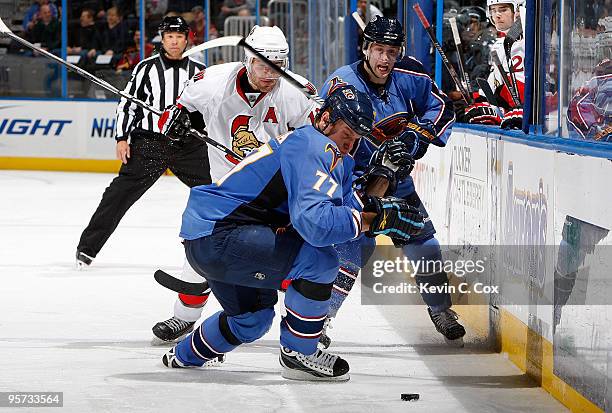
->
[192, 68, 206, 82]
[394, 55, 428, 75]
[288, 70, 318, 94]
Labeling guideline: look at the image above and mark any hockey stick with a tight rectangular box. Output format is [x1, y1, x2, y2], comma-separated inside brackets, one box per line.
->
[154, 269, 210, 295]
[237, 38, 324, 105]
[475, 78, 504, 118]
[449, 17, 471, 93]
[0, 17, 159, 115]
[0, 17, 242, 161]
[182, 35, 243, 58]
[352, 11, 367, 31]
[503, 18, 523, 105]
[413, 4, 472, 104]
[490, 50, 522, 107]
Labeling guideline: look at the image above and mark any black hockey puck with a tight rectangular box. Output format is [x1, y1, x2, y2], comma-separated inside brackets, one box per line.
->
[401, 393, 419, 401]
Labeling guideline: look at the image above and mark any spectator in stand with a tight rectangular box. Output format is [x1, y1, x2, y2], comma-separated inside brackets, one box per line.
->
[115, 30, 155, 72]
[93, 1, 114, 20]
[567, 59, 612, 141]
[352, 0, 384, 60]
[144, 0, 168, 40]
[29, 4, 60, 54]
[189, 5, 218, 45]
[23, 0, 58, 33]
[67, 9, 98, 58]
[357, 0, 383, 23]
[93, 6, 131, 63]
[216, 0, 256, 33]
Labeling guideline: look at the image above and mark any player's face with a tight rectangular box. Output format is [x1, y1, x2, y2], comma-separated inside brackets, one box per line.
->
[162, 32, 188, 60]
[489, 4, 515, 31]
[249, 58, 286, 92]
[367, 43, 401, 79]
[325, 119, 361, 155]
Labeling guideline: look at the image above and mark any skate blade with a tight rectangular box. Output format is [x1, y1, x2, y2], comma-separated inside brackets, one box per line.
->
[76, 261, 89, 271]
[281, 368, 349, 382]
[162, 355, 225, 368]
[444, 336, 465, 348]
[203, 356, 226, 367]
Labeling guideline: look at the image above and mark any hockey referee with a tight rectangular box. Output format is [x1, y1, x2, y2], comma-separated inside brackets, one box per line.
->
[76, 16, 210, 268]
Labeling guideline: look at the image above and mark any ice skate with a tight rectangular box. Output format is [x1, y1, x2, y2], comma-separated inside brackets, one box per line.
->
[279, 346, 349, 381]
[428, 308, 466, 347]
[152, 316, 195, 345]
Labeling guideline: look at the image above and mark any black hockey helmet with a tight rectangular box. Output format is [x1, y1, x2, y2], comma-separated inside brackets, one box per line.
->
[319, 85, 375, 136]
[363, 16, 405, 48]
[461, 6, 487, 23]
[158, 16, 190, 36]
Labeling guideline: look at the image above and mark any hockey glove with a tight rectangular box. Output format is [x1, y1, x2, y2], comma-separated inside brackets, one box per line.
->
[363, 196, 425, 242]
[464, 102, 502, 125]
[591, 124, 612, 142]
[159, 104, 192, 142]
[500, 107, 523, 130]
[370, 138, 416, 182]
[398, 118, 435, 159]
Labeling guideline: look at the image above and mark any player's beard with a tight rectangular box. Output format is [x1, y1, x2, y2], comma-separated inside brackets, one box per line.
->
[248, 73, 280, 93]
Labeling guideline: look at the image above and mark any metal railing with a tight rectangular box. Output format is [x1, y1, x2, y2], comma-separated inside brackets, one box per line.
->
[222, 15, 270, 63]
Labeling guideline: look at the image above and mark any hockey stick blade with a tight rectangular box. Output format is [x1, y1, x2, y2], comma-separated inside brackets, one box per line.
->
[0, 17, 11, 34]
[352, 11, 366, 31]
[475, 78, 504, 118]
[505, 18, 523, 44]
[154, 269, 210, 295]
[490, 50, 521, 107]
[182, 35, 243, 58]
[449, 17, 471, 93]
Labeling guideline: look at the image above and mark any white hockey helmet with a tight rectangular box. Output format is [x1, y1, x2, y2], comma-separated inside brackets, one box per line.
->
[486, 0, 521, 21]
[244, 25, 289, 69]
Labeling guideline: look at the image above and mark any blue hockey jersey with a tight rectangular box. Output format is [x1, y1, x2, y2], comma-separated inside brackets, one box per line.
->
[180, 125, 362, 248]
[321, 57, 455, 195]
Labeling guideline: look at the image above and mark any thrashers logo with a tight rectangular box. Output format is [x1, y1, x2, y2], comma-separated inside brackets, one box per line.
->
[327, 76, 349, 95]
[325, 143, 342, 172]
[231, 115, 263, 158]
[370, 112, 435, 145]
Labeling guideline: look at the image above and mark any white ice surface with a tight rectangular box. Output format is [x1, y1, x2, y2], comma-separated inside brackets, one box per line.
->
[0, 171, 568, 413]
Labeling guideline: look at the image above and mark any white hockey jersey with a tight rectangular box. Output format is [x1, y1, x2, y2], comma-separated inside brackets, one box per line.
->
[177, 62, 317, 181]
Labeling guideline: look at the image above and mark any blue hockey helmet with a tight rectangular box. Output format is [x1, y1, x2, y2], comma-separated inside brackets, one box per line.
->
[363, 16, 405, 48]
[320, 85, 375, 136]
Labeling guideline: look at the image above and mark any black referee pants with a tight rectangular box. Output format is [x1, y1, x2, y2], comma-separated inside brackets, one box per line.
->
[77, 132, 211, 258]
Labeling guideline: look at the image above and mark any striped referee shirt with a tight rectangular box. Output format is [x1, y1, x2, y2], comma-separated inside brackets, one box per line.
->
[115, 52, 205, 141]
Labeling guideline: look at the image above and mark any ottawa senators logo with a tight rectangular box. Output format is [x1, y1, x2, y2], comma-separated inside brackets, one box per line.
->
[231, 115, 263, 158]
[325, 143, 342, 172]
[193, 69, 206, 82]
